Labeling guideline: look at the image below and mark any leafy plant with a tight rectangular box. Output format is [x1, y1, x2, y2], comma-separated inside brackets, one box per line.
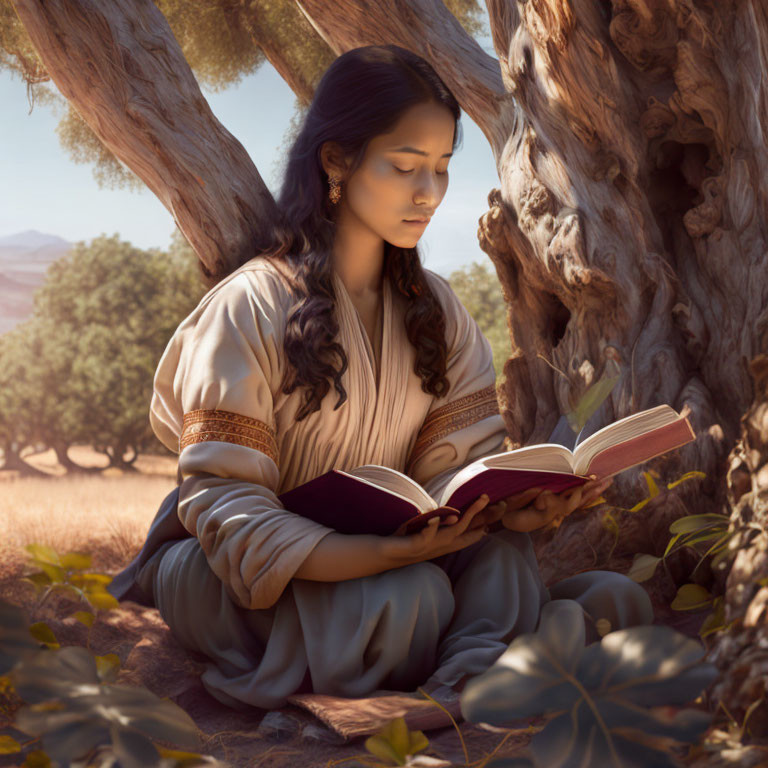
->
[363, 717, 430, 766]
[0, 594, 217, 768]
[460, 601, 717, 768]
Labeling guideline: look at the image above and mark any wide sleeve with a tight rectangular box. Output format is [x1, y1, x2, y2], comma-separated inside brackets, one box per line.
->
[149, 268, 335, 610]
[405, 271, 508, 504]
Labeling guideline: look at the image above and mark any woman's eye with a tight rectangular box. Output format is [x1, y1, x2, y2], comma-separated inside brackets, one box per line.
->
[393, 166, 449, 176]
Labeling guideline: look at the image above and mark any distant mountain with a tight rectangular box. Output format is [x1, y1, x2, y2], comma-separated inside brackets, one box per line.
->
[0, 230, 70, 251]
[0, 230, 73, 336]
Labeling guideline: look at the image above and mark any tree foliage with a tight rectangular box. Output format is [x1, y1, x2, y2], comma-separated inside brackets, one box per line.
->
[0, 231, 205, 472]
[1, 0, 486, 190]
[449, 261, 509, 380]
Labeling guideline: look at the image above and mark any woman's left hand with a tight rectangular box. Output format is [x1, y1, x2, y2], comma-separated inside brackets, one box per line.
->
[500, 476, 614, 532]
[459, 476, 614, 534]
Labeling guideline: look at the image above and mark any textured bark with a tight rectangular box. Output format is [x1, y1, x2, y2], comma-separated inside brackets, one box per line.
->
[478, 0, 768, 508]
[295, 0, 515, 158]
[10, 0, 280, 286]
[10, 0, 768, 741]
[707, 354, 768, 733]
[238, 0, 332, 106]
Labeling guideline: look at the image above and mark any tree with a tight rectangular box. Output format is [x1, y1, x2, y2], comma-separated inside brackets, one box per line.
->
[5, 0, 768, 730]
[449, 261, 509, 379]
[0, 233, 206, 474]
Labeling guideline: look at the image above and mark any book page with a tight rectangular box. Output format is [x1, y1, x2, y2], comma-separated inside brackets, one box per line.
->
[571, 404, 682, 475]
[439, 444, 576, 505]
[345, 465, 437, 512]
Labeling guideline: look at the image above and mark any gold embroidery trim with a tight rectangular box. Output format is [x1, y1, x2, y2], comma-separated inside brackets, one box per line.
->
[407, 383, 500, 469]
[180, 408, 279, 465]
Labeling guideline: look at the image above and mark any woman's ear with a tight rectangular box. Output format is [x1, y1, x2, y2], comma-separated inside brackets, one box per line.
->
[320, 140, 349, 180]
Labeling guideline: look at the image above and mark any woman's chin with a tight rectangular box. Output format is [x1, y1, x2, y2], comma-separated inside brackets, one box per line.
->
[388, 233, 422, 248]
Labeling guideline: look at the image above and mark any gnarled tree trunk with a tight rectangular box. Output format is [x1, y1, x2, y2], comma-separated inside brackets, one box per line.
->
[10, 0, 768, 743]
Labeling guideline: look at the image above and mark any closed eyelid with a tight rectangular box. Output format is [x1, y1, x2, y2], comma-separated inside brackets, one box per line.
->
[393, 164, 449, 174]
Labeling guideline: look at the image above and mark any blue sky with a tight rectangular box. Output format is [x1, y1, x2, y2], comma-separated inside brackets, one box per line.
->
[0, 21, 501, 277]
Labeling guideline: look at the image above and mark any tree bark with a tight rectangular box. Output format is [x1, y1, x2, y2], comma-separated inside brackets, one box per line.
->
[295, 0, 515, 158]
[708, 354, 768, 733]
[0, 442, 49, 477]
[477, 0, 768, 503]
[51, 439, 101, 474]
[10, 0, 280, 286]
[238, 0, 333, 107]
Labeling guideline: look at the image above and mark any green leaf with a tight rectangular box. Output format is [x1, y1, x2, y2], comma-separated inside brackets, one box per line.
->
[666, 471, 706, 489]
[72, 611, 95, 628]
[671, 584, 713, 611]
[60, 552, 92, 571]
[10, 646, 101, 703]
[643, 471, 660, 498]
[24, 545, 61, 567]
[680, 529, 729, 548]
[0, 734, 22, 754]
[29, 622, 59, 649]
[699, 597, 726, 638]
[627, 553, 661, 583]
[601, 512, 619, 536]
[21, 749, 52, 768]
[366, 733, 404, 765]
[84, 590, 120, 612]
[565, 369, 621, 434]
[662, 532, 682, 558]
[95, 653, 121, 683]
[69, 573, 112, 588]
[110, 725, 161, 768]
[34, 563, 65, 584]
[21, 572, 52, 594]
[669, 514, 728, 534]
[461, 601, 585, 723]
[0, 599, 39, 673]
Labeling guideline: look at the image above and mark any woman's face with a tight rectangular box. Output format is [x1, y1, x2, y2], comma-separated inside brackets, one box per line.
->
[328, 101, 455, 248]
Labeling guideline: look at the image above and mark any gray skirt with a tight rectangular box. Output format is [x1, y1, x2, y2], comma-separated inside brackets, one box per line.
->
[135, 526, 654, 710]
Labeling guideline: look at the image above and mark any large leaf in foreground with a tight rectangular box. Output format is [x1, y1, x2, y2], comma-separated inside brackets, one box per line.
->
[461, 605, 717, 768]
[12, 646, 201, 765]
[0, 599, 39, 673]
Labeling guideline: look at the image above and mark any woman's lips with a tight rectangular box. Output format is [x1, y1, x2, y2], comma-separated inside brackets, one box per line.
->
[402, 219, 429, 225]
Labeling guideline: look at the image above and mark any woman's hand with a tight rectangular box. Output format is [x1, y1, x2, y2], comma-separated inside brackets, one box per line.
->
[379, 495, 493, 566]
[498, 476, 614, 533]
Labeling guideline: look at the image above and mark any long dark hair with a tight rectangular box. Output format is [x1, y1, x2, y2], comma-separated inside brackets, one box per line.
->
[257, 45, 463, 421]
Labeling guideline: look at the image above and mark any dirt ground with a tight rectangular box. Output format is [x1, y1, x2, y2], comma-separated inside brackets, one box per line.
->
[0, 447, 708, 767]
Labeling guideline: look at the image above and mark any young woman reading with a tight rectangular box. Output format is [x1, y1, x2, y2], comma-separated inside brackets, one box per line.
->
[111, 45, 654, 711]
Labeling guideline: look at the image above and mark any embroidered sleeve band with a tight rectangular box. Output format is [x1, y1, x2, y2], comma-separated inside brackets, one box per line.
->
[180, 409, 279, 465]
[407, 384, 500, 468]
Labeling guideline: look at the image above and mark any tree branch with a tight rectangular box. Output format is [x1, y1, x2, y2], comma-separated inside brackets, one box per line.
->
[295, 0, 513, 160]
[11, 0, 280, 284]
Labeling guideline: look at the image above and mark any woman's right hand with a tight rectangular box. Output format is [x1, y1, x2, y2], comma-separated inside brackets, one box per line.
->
[378, 495, 492, 566]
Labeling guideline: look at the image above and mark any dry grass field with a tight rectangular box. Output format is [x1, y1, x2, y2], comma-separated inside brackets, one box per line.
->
[1, 446, 177, 578]
[1, 446, 529, 766]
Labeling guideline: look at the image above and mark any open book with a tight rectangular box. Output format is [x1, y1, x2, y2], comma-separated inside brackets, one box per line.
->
[277, 404, 695, 537]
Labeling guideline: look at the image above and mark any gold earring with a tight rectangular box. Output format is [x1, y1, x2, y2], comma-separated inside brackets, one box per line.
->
[328, 175, 341, 204]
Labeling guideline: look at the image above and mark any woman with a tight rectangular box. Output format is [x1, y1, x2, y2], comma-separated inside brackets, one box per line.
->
[110, 44, 653, 711]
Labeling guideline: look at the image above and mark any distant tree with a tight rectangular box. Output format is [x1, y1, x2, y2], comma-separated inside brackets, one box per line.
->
[0, 231, 206, 474]
[0, 322, 49, 476]
[449, 262, 508, 380]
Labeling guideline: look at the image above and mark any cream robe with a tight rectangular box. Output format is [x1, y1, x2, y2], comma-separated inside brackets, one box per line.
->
[138, 255, 655, 709]
[148, 255, 506, 611]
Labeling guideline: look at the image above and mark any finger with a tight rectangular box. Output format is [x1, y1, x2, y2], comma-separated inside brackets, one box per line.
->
[467, 494, 491, 513]
[567, 487, 584, 513]
[441, 514, 459, 525]
[506, 487, 544, 510]
[456, 495, 490, 531]
[419, 516, 440, 540]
